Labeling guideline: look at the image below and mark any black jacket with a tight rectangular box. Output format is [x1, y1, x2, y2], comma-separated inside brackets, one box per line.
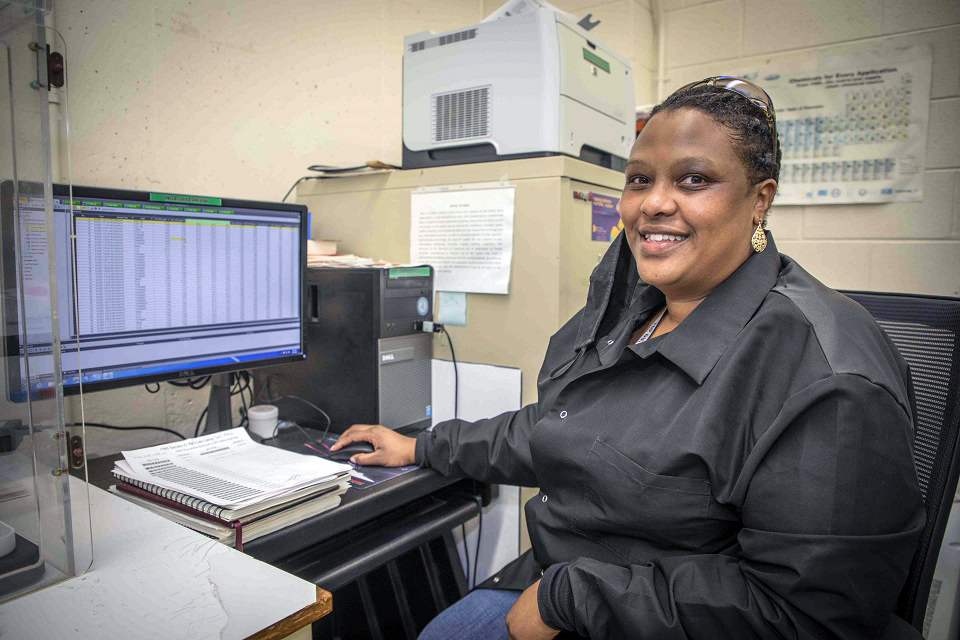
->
[415, 232, 925, 639]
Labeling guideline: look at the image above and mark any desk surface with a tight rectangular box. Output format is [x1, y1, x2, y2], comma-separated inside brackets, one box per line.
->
[80, 428, 469, 565]
[0, 478, 323, 639]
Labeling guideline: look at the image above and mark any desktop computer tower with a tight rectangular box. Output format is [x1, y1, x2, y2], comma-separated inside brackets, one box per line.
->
[261, 266, 434, 434]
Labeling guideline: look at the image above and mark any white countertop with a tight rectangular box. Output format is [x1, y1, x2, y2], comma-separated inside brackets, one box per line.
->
[0, 478, 317, 639]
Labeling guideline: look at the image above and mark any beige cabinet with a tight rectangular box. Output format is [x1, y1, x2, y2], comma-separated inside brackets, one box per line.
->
[297, 156, 625, 408]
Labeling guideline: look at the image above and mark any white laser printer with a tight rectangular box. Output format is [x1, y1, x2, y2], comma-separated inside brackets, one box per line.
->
[402, 6, 635, 171]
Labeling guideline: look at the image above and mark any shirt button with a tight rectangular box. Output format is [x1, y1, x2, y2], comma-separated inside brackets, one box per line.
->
[606, 339, 614, 345]
[559, 410, 568, 419]
[542, 494, 548, 502]
[493, 576, 500, 583]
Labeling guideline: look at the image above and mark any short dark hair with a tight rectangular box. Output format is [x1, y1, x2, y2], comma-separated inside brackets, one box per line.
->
[650, 85, 781, 185]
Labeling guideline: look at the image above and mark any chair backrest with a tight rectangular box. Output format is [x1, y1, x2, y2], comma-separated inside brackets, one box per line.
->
[840, 290, 960, 632]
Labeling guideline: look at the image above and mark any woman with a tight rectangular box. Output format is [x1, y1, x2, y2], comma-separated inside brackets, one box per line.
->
[332, 78, 925, 640]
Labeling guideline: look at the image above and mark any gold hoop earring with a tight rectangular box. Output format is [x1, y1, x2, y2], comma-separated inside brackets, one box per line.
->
[751, 221, 767, 253]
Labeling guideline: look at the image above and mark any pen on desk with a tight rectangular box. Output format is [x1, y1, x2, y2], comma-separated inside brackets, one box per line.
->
[351, 469, 374, 483]
[303, 442, 324, 454]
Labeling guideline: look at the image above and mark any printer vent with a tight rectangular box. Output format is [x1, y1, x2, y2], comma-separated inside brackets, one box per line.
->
[438, 28, 477, 46]
[431, 86, 490, 143]
[409, 28, 476, 53]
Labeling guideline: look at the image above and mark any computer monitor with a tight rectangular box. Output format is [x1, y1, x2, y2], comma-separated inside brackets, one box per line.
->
[1, 181, 307, 429]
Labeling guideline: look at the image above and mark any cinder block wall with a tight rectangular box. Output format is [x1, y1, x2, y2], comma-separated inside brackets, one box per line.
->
[50, 0, 956, 455]
[658, 0, 960, 296]
[57, 0, 654, 456]
[56, 0, 490, 455]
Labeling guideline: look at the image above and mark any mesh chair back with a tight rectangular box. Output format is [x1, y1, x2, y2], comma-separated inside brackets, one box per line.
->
[841, 291, 960, 631]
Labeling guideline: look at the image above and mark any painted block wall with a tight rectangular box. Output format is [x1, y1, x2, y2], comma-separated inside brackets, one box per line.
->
[658, 0, 960, 297]
[55, 0, 485, 455]
[53, 0, 655, 456]
[49, 0, 955, 457]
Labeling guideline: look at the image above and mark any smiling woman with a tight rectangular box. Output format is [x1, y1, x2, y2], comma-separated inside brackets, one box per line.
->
[621, 84, 780, 342]
[332, 78, 926, 640]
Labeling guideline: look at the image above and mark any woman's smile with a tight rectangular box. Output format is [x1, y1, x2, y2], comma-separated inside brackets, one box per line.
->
[638, 228, 690, 255]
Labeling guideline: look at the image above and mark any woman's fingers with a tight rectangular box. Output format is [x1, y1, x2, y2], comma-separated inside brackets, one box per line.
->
[330, 424, 378, 450]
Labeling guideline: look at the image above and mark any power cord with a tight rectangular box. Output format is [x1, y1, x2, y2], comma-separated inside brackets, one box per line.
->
[419, 320, 475, 586]
[281, 175, 322, 202]
[168, 376, 212, 390]
[231, 372, 253, 428]
[192, 372, 255, 437]
[441, 326, 459, 420]
[282, 162, 399, 202]
[193, 407, 208, 438]
[68, 422, 186, 440]
[418, 321, 458, 419]
[262, 393, 333, 441]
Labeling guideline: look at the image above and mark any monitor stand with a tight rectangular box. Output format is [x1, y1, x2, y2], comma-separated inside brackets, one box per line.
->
[202, 373, 233, 434]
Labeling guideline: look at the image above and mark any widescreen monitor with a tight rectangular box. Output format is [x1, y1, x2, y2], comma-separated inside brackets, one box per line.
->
[1, 181, 307, 403]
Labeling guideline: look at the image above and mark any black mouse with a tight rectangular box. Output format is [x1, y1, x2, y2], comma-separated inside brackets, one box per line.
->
[328, 441, 375, 462]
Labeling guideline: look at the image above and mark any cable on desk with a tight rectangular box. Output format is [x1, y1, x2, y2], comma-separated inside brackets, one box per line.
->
[263, 416, 316, 448]
[264, 394, 333, 441]
[68, 422, 186, 440]
[144, 382, 160, 394]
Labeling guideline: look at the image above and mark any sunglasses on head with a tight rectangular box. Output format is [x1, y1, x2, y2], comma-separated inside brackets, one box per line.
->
[677, 76, 779, 167]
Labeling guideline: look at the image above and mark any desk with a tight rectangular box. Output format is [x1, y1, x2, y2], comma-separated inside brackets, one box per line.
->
[82, 428, 488, 639]
[0, 477, 329, 639]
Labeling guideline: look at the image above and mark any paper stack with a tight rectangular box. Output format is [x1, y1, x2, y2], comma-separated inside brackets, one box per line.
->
[109, 428, 352, 550]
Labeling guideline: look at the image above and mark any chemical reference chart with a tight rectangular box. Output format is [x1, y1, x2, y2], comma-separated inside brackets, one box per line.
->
[737, 44, 931, 205]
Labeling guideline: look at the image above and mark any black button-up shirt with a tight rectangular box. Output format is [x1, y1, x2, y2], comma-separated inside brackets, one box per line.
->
[416, 233, 924, 639]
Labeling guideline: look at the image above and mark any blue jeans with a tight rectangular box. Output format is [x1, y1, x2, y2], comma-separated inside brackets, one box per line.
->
[418, 588, 523, 640]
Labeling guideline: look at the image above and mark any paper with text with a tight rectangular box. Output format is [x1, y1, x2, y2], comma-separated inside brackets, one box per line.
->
[119, 428, 351, 508]
[410, 188, 514, 294]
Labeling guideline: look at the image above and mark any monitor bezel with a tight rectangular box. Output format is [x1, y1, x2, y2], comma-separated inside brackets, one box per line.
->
[1, 181, 308, 400]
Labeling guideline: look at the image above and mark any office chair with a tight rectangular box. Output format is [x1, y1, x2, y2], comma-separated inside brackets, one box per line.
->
[840, 290, 960, 634]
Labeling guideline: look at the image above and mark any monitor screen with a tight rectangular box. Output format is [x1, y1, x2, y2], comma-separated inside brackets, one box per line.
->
[1, 182, 307, 400]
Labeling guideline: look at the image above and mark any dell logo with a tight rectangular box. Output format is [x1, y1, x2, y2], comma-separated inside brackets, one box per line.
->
[382, 354, 395, 362]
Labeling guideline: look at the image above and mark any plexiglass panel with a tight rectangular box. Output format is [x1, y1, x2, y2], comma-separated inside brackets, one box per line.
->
[0, 0, 91, 603]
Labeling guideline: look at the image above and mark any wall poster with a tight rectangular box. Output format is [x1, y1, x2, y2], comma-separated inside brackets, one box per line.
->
[738, 44, 932, 205]
[590, 193, 622, 242]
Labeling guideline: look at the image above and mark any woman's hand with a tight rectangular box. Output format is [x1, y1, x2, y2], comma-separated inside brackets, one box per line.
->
[330, 424, 416, 467]
[505, 580, 560, 640]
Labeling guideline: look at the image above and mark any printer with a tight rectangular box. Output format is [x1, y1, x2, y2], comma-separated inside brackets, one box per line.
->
[402, 7, 635, 171]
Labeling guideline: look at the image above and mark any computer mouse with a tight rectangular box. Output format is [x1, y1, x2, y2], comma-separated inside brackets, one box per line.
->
[328, 441, 375, 462]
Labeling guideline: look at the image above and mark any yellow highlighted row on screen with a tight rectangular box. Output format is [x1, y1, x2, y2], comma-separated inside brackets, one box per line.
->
[74, 216, 294, 230]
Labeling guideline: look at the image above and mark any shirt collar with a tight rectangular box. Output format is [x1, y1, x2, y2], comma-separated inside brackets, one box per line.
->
[574, 233, 638, 350]
[631, 232, 782, 385]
